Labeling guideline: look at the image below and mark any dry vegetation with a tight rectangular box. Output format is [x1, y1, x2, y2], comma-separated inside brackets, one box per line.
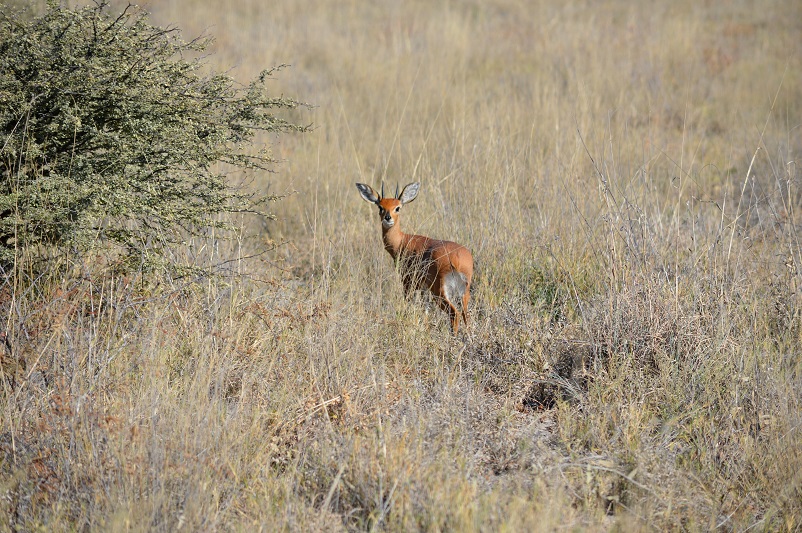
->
[3, 0, 802, 530]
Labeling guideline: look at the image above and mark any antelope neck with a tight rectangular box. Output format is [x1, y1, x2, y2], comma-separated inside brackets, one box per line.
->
[381, 224, 407, 260]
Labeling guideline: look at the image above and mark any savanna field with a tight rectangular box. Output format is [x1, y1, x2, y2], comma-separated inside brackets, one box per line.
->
[2, 0, 801, 530]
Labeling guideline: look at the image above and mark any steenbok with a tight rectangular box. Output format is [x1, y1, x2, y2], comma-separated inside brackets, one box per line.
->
[356, 181, 474, 334]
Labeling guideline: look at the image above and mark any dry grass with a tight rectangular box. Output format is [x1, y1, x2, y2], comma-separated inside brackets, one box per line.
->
[2, 0, 802, 530]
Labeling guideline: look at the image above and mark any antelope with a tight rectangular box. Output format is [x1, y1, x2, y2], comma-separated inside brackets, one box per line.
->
[356, 181, 473, 334]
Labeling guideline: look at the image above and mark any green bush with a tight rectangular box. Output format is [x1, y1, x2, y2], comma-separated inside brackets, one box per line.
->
[0, 1, 308, 273]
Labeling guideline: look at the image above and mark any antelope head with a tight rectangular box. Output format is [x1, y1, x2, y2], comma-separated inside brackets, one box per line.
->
[355, 181, 420, 230]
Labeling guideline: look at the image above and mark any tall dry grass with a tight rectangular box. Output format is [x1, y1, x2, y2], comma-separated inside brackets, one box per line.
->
[2, 0, 801, 530]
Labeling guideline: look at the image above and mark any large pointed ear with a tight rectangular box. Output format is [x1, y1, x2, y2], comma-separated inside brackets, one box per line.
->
[399, 182, 420, 204]
[355, 183, 380, 204]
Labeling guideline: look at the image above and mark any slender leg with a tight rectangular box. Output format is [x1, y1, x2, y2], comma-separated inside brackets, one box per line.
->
[461, 283, 470, 328]
[436, 291, 459, 334]
[402, 280, 412, 300]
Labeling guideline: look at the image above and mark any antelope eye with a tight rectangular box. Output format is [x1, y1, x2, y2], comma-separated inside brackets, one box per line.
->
[394, 206, 401, 212]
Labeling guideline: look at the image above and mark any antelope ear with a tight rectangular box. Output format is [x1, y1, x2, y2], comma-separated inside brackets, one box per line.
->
[399, 182, 420, 204]
[355, 183, 380, 204]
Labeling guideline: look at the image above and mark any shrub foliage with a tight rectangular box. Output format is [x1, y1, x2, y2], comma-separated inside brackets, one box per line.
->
[0, 1, 307, 271]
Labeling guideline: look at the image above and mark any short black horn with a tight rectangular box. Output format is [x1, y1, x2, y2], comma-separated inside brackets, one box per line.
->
[395, 183, 400, 199]
[381, 181, 385, 199]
